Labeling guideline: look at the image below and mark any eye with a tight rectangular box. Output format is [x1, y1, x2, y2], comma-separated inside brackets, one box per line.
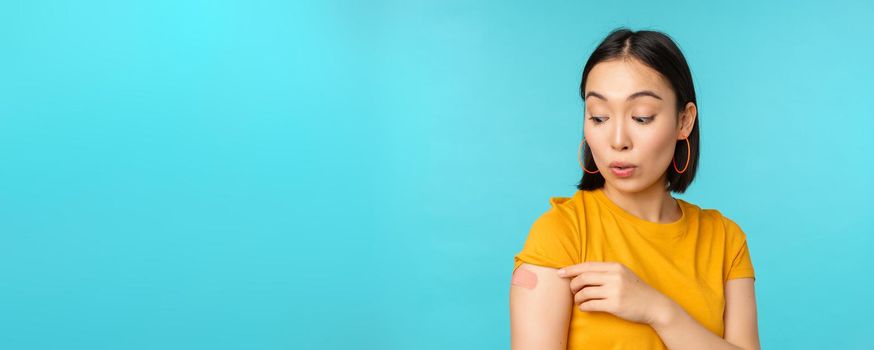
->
[589, 116, 607, 124]
[633, 115, 655, 124]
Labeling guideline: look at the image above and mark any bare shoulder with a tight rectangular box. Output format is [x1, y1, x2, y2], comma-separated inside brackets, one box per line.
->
[509, 263, 573, 350]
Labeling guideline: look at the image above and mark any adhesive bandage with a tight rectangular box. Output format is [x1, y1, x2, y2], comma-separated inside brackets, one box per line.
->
[511, 267, 538, 289]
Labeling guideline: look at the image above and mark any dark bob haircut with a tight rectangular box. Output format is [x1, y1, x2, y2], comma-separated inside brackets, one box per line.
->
[577, 27, 700, 194]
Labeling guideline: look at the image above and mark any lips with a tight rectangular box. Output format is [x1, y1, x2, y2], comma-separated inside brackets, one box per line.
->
[609, 161, 636, 169]
[608, 161, 636, 178]
[609, 165, 635, 178]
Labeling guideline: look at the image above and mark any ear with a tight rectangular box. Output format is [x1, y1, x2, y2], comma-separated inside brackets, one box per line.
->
[678, 102, 697, 139]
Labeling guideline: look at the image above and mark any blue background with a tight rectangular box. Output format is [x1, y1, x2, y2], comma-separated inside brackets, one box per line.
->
[1, 1, 871, 349]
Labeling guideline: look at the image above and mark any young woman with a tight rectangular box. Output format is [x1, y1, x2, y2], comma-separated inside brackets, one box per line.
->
[509, 28, 760, 350]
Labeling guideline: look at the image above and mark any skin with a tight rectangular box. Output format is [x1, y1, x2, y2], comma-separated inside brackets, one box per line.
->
[510, 57, 760, 350]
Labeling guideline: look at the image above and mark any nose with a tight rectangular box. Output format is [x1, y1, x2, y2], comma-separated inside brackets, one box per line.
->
[610, 118, 631, 152]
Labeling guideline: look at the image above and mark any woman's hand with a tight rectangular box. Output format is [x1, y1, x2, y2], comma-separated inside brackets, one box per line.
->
[557, 262, 675, 326]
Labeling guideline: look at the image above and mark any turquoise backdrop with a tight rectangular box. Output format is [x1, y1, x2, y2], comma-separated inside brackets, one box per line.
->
[1, 1, 871, 349]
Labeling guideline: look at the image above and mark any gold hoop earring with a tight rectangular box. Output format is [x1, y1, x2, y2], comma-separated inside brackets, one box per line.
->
[673, 137, 691, 174]
[578, 139, 599, 174]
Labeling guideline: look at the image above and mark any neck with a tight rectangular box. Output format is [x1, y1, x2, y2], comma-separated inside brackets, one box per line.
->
[601, 177, 681, 224]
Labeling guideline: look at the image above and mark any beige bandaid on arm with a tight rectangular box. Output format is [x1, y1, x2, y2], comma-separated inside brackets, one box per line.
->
[509, 263, 573, 350]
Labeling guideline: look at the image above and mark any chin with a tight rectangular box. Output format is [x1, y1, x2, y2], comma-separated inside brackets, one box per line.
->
[606, 180, 638, 193]
[607, 178, 658, 194]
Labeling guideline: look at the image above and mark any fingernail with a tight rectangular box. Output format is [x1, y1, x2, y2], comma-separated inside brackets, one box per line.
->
[556, 269, 566, 276]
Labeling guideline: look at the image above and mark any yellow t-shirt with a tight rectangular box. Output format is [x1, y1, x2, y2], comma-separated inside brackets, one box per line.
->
[513, 188, 755, 349]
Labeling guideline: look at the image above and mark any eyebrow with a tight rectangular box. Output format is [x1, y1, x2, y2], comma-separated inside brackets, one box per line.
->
[584, 90, 663, 102]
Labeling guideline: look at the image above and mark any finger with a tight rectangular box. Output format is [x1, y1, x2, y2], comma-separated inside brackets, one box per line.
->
[558, 261, 621, 277]
[578, 299, 611, 313]
[573, 285, 608, 305]
[569, 271, 610, 294]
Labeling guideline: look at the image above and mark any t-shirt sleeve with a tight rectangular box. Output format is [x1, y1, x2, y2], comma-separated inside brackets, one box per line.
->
[513, 197, 583, 272]
[722, 216, 756, 282]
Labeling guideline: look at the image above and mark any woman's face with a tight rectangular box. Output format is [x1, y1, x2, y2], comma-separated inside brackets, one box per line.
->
[583, 57, 696, 194]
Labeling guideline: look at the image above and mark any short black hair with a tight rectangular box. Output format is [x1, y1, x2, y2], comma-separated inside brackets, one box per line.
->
[577, 27, 700, 194]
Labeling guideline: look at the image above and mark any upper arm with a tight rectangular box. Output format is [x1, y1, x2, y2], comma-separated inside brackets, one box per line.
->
[509, 263, 573, 350]
[723, 277, 761, 350]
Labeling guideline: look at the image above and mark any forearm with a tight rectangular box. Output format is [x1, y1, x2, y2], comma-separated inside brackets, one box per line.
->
[650, 298, 744, 350]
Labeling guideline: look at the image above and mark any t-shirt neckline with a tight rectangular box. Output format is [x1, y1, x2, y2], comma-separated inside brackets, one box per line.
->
[591, 187, 689, 235]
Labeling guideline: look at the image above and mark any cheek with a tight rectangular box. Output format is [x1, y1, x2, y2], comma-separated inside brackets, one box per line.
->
[639, 135, 678, 165]
[583, 134, 605, 159]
